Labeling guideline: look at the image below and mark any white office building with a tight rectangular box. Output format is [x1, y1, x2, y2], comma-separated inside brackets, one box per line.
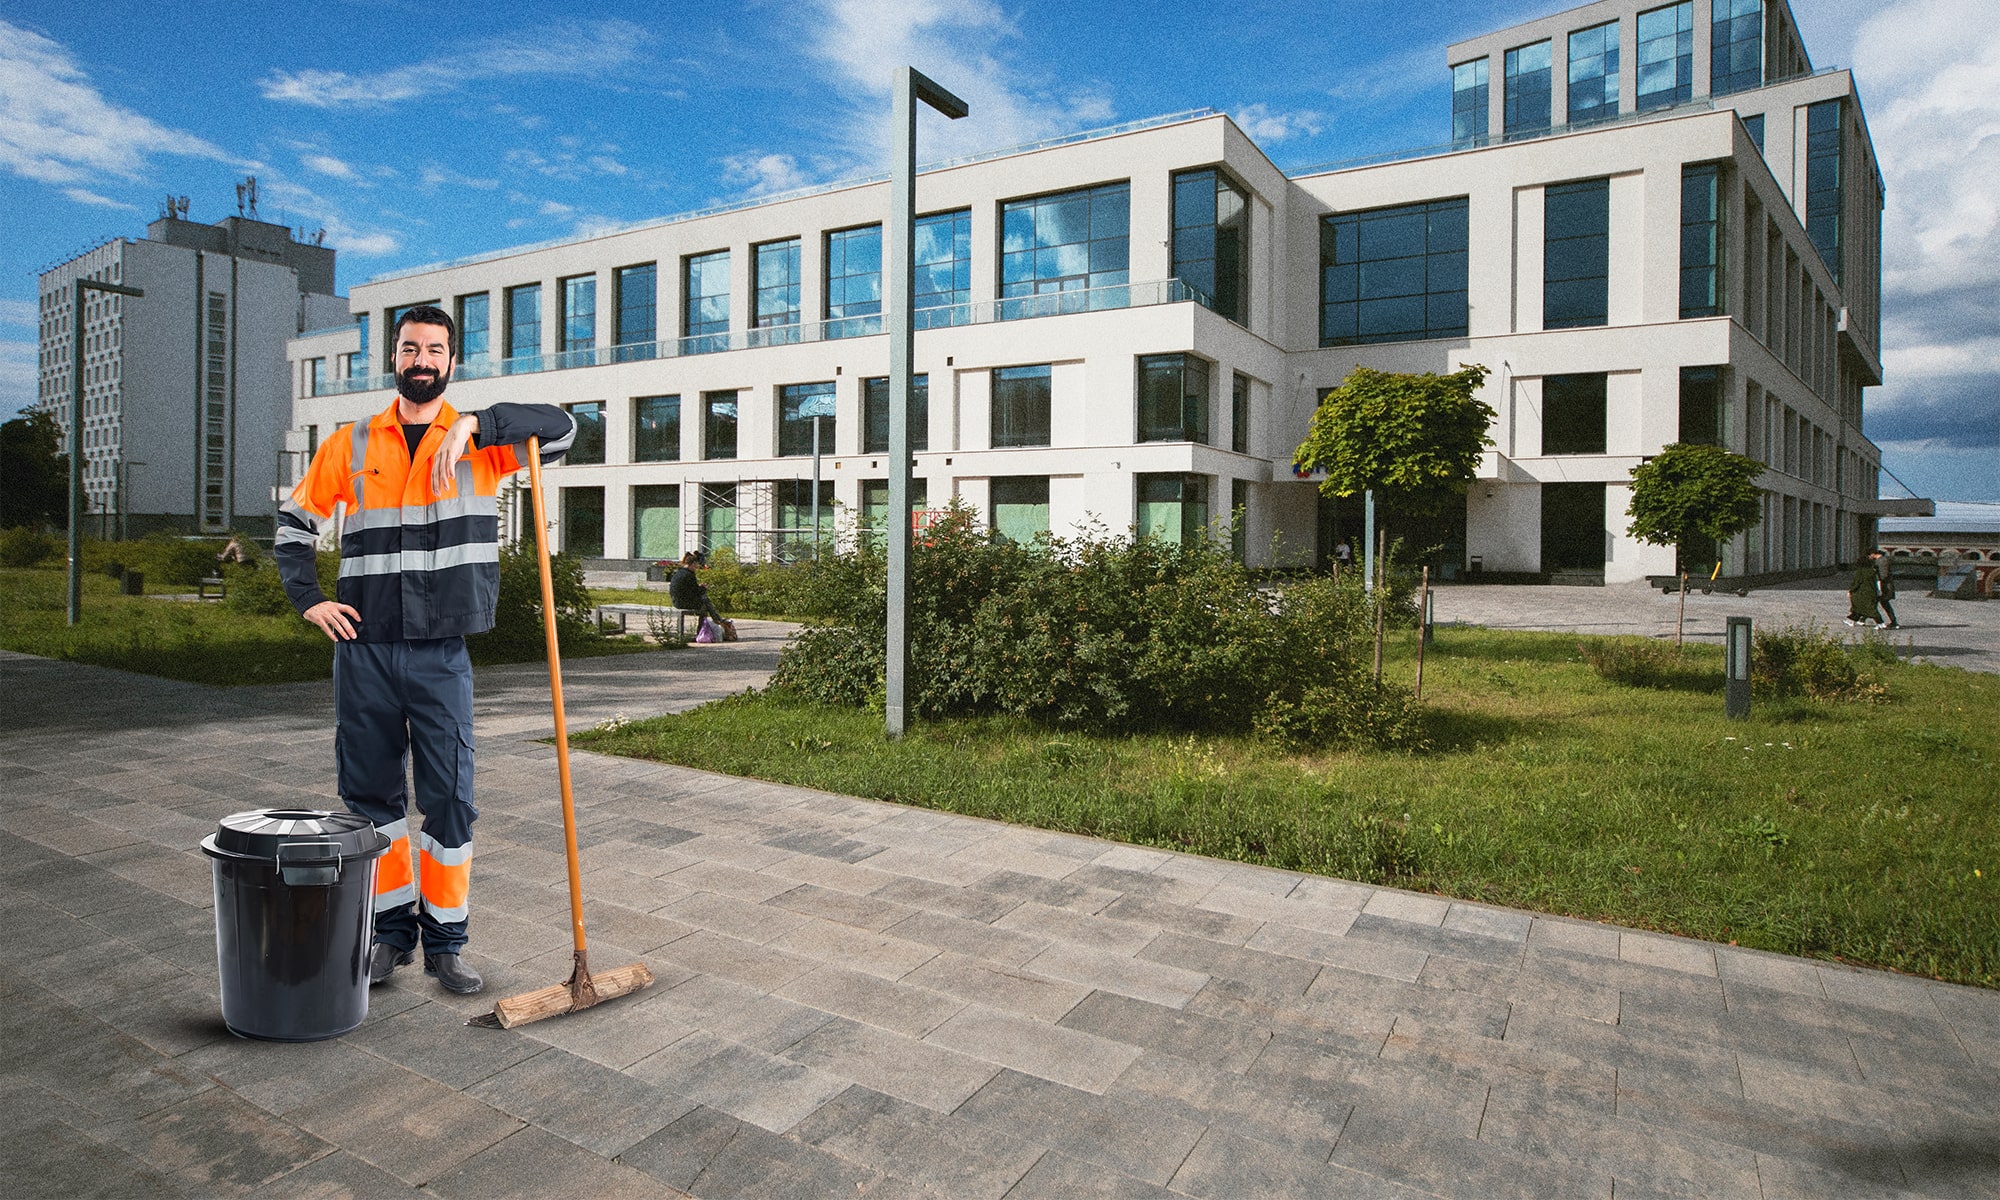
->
[291, 0, 1911, 584]
[39, 196, 346, 538]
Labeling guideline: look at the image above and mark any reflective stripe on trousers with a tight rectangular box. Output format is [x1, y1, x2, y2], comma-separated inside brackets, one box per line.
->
[333, 636, 477, 955]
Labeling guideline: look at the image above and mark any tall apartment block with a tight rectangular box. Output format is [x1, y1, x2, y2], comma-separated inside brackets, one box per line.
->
[37, 199, 345, 538]
[291, 0, 1912, 584]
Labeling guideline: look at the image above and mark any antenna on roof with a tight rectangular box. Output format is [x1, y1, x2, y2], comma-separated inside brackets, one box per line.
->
[176, 196, 190, 219]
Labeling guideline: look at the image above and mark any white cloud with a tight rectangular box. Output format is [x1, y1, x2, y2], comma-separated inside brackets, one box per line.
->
[419, 166, 500, 192]
[260, 21, 649, 109]
[720, 151, 813, 197]
[538, 199, 574, 218]
[0, 299, 35, 327]
[255, 176, 401, 257]
[0, 337, 38, 418]
[0, 18, 234, 188]
[62, 186, 134, 209]
[302, 153, 362, 182]
[1231, 104, 1324, 145]
[505, 145, 631, 182]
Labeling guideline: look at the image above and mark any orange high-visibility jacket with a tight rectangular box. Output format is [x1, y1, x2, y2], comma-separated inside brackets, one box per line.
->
[274, 398, 575, 642]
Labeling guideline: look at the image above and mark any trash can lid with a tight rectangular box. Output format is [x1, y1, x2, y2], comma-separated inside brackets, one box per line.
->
[202, 808, 388, 862]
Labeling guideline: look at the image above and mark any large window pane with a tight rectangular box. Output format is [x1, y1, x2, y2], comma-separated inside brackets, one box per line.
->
[564, 401, 604, 465]
[1504, 40, 1551, 136]
[860, 478, 929, 547]
[1567, 22, 1620, 126]
[991, 365, 1052, 448]
[1137, 474, 1210, 545]
[915, 208, 972, 328]
[1679, 366, 1723, 445]
[754, 237, 801, 343]
[1544, 179, 1610, 330]
[991, 476, 1049, 545]
[615, 263, 656, 361]
[1136, 354, 1211, 444]
[778, 381, 837, 457]
[1681, 163, 1722, 318]
[683, 251, 729, 354]
[633, 394, 680, 462]
[1636, 2, 1694, 110]
[825, 225, 882, 339]
[456, 293, 489, 362]
[1712, 0, 1764, 95]
[1000, 183, 1130, 303]
[1320, 198, 1469, 346]
[703, 390, 737, 460]
[1452, 58, 1489, 146]
[1542, 374, 1607, 455]
[864, 374, 928, 453]
[561, 274, 595, 353]
[562, 486, 604, 558]
[700, 483, 736, 558]
[1231, 372, 1250, 454]
[505, 284, 540, 363]
[1806, 99, 1844, 284]
[1172, 169, 1249, 323]
[774, 480, 836, 556]
[632, 484, 679, 560]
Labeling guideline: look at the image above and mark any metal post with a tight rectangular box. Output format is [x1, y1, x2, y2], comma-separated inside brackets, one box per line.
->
[1725, 615, 1752, 719]
[68, 277, 143, 625]
[885, 66, 967, 739]
[811, 415, 823, 557]
[1362, 488, 1376, 595]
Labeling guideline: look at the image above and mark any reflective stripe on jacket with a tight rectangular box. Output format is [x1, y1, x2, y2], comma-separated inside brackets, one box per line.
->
[274, 399, 575, 642]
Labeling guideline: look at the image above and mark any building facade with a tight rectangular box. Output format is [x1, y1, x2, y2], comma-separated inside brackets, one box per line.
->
[292, 0, 1897, 584]
[37, 201, 343, 538]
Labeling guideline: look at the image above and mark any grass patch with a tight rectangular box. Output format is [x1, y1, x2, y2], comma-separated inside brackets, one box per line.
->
[0, 565, 660, 686]
[575, 627, 2000, 988]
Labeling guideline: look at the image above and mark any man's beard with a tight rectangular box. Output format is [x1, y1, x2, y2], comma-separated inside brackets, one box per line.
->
[397, 365, 449, 404]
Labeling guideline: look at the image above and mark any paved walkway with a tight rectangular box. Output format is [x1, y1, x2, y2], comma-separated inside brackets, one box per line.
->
[2, 613, 1997, 1198]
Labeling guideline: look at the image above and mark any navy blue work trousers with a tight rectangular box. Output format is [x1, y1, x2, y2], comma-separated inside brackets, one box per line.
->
[333, 637, 477, 956]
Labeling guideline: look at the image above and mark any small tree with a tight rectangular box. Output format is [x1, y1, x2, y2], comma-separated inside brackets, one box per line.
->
[1292, 365, 1495, 520]
[0, 409, 69, 531]
[1626, 443, 1764, 573]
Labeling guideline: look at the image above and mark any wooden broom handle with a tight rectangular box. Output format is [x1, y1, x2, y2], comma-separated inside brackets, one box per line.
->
[525, 437, 590, 958]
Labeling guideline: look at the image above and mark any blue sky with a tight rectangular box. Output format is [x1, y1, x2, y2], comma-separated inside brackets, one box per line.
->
[2, 0, 1991, 500]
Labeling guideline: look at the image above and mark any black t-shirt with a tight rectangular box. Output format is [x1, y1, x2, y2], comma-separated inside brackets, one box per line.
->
[402, 423, 428, 461]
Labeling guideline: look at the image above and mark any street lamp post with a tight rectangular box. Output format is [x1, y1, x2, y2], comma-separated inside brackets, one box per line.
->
[68, 276, 144, 625]
[885, 66, 967, 739]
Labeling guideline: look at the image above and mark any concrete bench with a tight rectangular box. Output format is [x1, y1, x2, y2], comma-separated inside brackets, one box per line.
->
[198, 576, 227, 600]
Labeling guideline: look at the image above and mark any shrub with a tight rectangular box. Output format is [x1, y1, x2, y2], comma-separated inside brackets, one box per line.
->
[1753, 620, 1888, 702]
[0, 527, 57, 568]
[474, 539, 598, 660]
[1576, 637, 1722, 692]
[221, 562, 295, 617]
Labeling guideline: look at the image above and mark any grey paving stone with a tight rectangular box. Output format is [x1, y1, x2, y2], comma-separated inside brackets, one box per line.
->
[1476, 1092, 1761, 1199]
[425, 1125, 688, 1200]
[575, 897, 699, 956]
[969, 867, 1122, 914]
[1139, 931, 1322, 998]
[1196, 883, 1362, 936]
[34, 938, 189, 1011]
[1102, 893, 1262, 944]
[886, 908, 1053, 968]
[1023, 941, 1209, 1007]
[86, 974, 234, 1059]
[1253, 1033, 1492, 1138]
[1344, 911, 1528, 970]
[1065, 862, 1214, 905]
[245, 1148, 417, 1197]
[1714, 946, 1827, 998]
[780, 1016, 1000, 1113]
[756, 849, 899, 896]
[790, 1085, 1041, 1199]
[666, 857, 801, 902]
[870, 873, 1021, 921]
[466, 1048, 695, 1156]
[92, 1086, 333, 1197]
[772, 963, 966, 1038]
[924, 1005, 1141, 1094]
[1111, 1048, 1354, 1161]
[26, 1021, 217, 1125]
[994, 898, 1159, 954]
[759, 827, 885, 864]
[1332, 1106, 1610, 1198]
[1620, 930, 1718, 977]
[902, 950, 1090, 1022]
[621, 1103, 888, 1199]
[1170, 1125, 1431, 1200]
[626, 1031, 848, 1133]
[649, 928, 820, 992]
[1817, 964, 1947, 1018]
[0, 805, 144, 855]
[764, 914, 940, 978]
[956, 1068, 1204, 1185]
[1415, 951, 1622, 1025]
[1361, 889, 1451, 926]
[1502, 1004, 1747, 1101]
[635, 971, 835, 1054]
[1250, 919, 1430, 983]
[1058, 991, 1270, 1072]
[1001, 1149, 1192, 1199]
[349, 998, 545, 1089]
[283, 1060, 521, 1185]
[1182, 974, 1397, 1058]
[1747, 1150, 1929, 1200]
[761, 881, 916, 932]
[658, 890, 812, 944]
[0, 1086, 196, 1199]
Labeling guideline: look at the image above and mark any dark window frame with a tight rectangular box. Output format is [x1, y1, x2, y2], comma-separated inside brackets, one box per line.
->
[1544, 178, 1611, 330]
[991, 364, 1053, 449]
[1136, 353, 1212, 445]
[1319, 197, 1470, 347]
[632, 394, 680, 463]
[863, 374, 929, 454]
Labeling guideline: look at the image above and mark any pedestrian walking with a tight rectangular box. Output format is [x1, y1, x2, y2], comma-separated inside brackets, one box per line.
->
[1846, 554, 1881, 627]
[272, 304, 576, 994]
[1873, 549, 1900, 629]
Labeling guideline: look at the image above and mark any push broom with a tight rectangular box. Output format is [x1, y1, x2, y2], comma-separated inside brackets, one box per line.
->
[471, 435, 654, 1028]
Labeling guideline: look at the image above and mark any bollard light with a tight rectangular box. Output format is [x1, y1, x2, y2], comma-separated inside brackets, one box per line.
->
[1725, 615, 1751, 720]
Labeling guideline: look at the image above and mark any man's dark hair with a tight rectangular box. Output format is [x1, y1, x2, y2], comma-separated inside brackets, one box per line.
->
[394, 304, 458, 357]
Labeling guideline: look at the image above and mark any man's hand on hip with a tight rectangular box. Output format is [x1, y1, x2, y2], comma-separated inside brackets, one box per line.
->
[432, 414, 480, 496]
[303, 600, 362, 641]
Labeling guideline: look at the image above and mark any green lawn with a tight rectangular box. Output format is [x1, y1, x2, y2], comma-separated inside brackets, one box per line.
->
[575, 628, 2000, 989]
[0, 566, 661, 686]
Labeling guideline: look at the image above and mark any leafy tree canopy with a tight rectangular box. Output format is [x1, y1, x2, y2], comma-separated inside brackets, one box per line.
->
[1626, 442, 1765, 565]
[1, 410, 69, 531]
[1291, 365, 1494, 516]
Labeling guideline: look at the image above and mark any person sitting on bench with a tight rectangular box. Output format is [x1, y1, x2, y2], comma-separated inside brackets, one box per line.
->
[667, 551, 723, 624]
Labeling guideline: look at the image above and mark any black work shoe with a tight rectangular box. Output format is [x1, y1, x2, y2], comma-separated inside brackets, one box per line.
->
[424, 953, 483, 994]
[368, 943, 413, 985]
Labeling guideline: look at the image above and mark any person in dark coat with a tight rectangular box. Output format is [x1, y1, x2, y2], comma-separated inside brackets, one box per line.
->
[1872, 549, 1899, 629]
[1846, 555, 1881, 626]
[667, 550, 723, 623]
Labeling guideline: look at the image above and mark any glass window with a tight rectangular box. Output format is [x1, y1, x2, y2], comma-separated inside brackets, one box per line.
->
[505, 284, 541, 362]
[991, 476, 1049, 545]
[864, 374, 929, 454]
[1138, 474, 1211, 545]
[633, 394, 680, 463]
[1636, 2, 1694, 111]
[1136, 353, 1212, 444]
[561, 486, 604, 558]
[1172, 169, 1249, 323]
[1000, 183, 1130, 309]
[1544, 179, 1610, 330]
[1319, 197, 1469, 346]
[1230, 478, 1248, 563]
[306, 357, 326, 397]
[564, 401, 604, 465]
[1504, 40, 1552, 136]
[615, 263, 656, 361]
[683, 251, 729, 354]
[1681, 163, 1722, 319]
[775, 480, 836, 550]
[825, 225, 882, 339]
[1542, 374, 1607, 454]
[754, 237, 801, 343]
[702, 390, 737, 460]
[1452, 59, 1489, 146]
[456, 293, 489, 362]
[860, 478, 930, 547]
[778, 381, 837, 457]
[1712, 0, 1764, 95]
[632, 484, 679, 560]
[355, 314, 369, 377]
[561, 274, 595, 354]
[1567, 22, 1620, 126]
[700, 483, 736, 557]
[1231, 372, 1250, 455]
[915, 209, 972, 328]
[1806, 100, 1844, 284]
[1679, 366, 1723, 446]
[991, 365, 1052, 448]
[1741, 113, 1765, 153]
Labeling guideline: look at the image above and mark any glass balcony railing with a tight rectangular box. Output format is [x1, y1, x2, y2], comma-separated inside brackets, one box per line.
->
[317, 278, 1210, 395]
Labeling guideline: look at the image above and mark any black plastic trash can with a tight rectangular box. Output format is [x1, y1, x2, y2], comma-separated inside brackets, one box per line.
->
[201, 809, 390, 1041]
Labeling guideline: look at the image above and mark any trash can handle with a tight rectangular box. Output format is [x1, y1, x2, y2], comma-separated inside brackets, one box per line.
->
[276, 840, 344, 885]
